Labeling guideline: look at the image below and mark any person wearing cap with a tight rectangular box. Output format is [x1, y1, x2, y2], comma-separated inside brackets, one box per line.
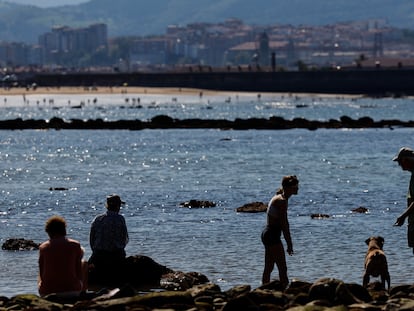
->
[261, 175, 298, 289]
[38, 215, 88, 296]
[393, 147, 414, 254]
[89, 194, 129, 284]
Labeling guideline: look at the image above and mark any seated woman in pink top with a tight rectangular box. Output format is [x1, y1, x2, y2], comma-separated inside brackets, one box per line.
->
[38, 215, 88, 296]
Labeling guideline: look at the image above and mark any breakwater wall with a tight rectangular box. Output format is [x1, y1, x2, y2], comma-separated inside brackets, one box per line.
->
[26, 69, 414, 95]
[0, 115, 413, 130]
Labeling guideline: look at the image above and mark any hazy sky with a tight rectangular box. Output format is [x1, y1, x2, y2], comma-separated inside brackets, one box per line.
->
[6, 0, 88, 7]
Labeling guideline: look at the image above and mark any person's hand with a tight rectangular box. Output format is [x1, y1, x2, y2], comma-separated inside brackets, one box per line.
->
[287, 247, 294, 255]
[394, 216, 405, 226]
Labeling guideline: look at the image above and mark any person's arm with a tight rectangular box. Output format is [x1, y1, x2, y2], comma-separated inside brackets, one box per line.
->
[395, 201, 414, 226]
[38, 249, 44, 281]
[122, 218, 129, 246]
[279, 203, 294, 255]
[75, 246, 83, 282]
[89, 223, 96, 251]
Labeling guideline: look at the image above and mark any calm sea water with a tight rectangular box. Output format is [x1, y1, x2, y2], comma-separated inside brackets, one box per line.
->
[0, 91, 413, 298]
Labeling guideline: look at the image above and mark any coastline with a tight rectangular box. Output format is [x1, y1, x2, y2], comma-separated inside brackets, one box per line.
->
[0, 86, 235, 96]
[2, 278, 414, 310]
[0, 86, 364, 99]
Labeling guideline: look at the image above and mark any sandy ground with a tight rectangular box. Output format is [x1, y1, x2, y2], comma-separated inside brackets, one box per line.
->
[0, 86, 232, 96]
[0, 86, 363, 99]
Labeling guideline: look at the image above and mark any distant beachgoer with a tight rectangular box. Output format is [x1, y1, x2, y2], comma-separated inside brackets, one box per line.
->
[38, 216, 88, 296]
[393, 147, 414, 254]
[89, 194, 129, 284]
[261, 175, 298, 288]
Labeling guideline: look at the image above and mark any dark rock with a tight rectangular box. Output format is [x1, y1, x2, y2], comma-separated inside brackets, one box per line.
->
[348, 302, 383, 310]
[179, 200, 216, 208]
[346, 282, 373, 302]
[258, 280, 285, 292]
[186, 283, 222, 299]
[366, 282, 390, 302]
[352, 206, 369, 213]
[291, 292, 310, 306]
[390, 284, 414, 297]
[0, 115, 413, 131]
[225, 285, 251, 299]
[386, 297, 414, 310]
[308, 278, 362, 305]
[160, 271, 210, 291]
[124, 255, 172, 286]
[7, 277, 414, 310]
[48, 187, 69, 191]
[222, 294, 259, 311]
[2, 238, 39, 251]
[6, 294, 62, 310]
[285, 279, 312, 296]
[48, 117, 65, 129]
[150, 115, 174, 127]
[309, 278, 339, 302]
[236, 202, 267, 213]
[358, 116, 375, 127]
[249, 288, 289, 306]
[76, 291, 196, 311]
[88, 254, 173, 289]
[310, 213, 330, 219]
[335, 281, 363, 305]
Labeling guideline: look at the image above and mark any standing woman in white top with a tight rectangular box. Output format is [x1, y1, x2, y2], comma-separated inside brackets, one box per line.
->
[261, 175, 299, 288]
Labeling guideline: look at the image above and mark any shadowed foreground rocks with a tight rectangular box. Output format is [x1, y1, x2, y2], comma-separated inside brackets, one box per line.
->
[0, 115, 413, 130]
[3, 278, 414, 310]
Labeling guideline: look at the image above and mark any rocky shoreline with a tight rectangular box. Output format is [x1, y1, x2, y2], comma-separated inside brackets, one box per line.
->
[2, 239, 414, 310]
[0, 115, 412, 130]
[2, 278, 414, 310]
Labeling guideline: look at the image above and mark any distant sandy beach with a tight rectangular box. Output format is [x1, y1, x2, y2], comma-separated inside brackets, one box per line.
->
[0, 86, 362, 99]
[0, 86, 231, 96]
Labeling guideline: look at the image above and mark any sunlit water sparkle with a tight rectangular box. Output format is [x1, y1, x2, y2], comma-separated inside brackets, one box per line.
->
[0, 92, 413, 297]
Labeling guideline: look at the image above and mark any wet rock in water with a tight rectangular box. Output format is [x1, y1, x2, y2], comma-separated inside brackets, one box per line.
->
[352, 206, 369, 213]
[2, 238, 39, 251]
[179, 199, 216, 208]
[236, 201, 267, 213]
[48, 187, 69, 191]
[310, 213, 330, 219]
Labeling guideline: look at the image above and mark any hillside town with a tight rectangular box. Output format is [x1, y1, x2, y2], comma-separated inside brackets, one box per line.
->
[1, 18, 414, 73]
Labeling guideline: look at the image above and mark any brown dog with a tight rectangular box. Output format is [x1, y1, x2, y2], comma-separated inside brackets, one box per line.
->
[363, 236, 390, 290]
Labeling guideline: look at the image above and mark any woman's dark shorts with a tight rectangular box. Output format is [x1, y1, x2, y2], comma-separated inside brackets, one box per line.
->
[261, 226, 282, 246]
